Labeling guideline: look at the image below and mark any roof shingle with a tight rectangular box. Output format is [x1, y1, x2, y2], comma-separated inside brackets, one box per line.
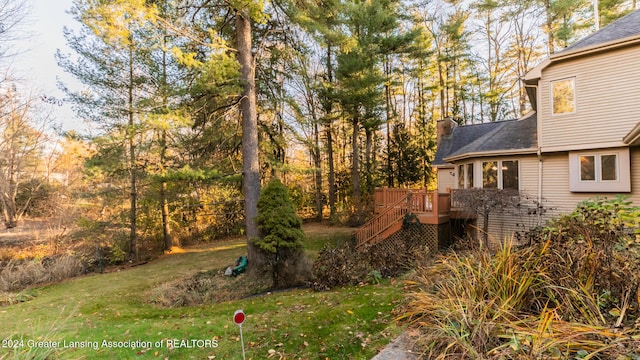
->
[559, 9, 640, 53]
[433, 121, 503, 167]
[433, 113, 538, 166]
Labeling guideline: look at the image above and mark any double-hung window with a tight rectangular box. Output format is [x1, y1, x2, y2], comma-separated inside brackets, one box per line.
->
[482, 160, 519, 190]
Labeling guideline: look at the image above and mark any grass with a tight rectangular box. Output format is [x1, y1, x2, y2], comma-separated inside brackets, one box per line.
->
[300, 222, 352, 254]
[0, 224, 404, 359]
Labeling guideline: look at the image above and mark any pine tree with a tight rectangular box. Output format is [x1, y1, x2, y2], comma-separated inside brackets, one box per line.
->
[294, 0, 346, 220]
[336, 0, 412, 202]
[386, 123, 423, 186]
[233, 0, 268, 273]
[537, 0, 589, 53]
[58, 0, 160, 258]
[597, 0, 633, 28]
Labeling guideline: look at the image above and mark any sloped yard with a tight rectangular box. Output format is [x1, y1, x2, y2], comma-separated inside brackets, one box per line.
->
[0, 224, 404, 359]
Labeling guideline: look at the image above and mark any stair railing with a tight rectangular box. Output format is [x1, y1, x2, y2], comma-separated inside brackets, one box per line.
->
[355, 191, 412, 248]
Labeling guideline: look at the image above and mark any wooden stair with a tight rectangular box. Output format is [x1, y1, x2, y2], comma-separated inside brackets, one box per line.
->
[355, 188, 451, 249]
[355, 195, 411, 248]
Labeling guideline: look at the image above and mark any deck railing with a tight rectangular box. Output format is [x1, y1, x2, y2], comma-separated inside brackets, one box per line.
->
[355, 194, 408, 247]
[375, 188, 412, 213]
[357, 188, 447, 247]
[450, 188, 466, 209]
[375, 188, 434, 212]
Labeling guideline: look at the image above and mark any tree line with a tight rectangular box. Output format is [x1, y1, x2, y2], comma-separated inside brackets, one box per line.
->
[0, 0, 636, 262]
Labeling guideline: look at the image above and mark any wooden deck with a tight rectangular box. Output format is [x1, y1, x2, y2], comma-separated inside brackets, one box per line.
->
[355, 188, 451, 248]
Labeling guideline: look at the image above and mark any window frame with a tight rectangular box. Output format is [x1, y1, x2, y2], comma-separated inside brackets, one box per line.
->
[481, 160, 520, 191]
[501, 160, 520, 190]
[482, 161, 498, 189]
[550, 77, 576, 116]
[569, 149, 630, 192]
[457, 162, 475, 189]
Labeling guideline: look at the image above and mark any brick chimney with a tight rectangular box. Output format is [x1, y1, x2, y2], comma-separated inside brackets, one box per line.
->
[436, 117, 456, 145]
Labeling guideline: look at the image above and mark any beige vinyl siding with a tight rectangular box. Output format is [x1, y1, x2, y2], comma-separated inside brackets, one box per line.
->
[483, 209, 541, 247]
[542, 148, 640, 208]
[469, 155, 539, 193]
[539, 153, 580, 213]
[437, 167, 456, 193]
[519, 155, 539, 196]
[539, 46, 640, 149]
[471, 155, 542, 245]
[455, 149, 640, 245]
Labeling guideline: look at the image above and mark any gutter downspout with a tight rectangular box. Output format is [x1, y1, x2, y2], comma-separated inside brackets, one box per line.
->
[537, 149, 543, 202]
[525, 81, 542, 213]
[537, 148, 543, 225]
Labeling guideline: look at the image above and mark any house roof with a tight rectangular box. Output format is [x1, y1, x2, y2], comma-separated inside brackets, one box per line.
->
[558, 9, 640, 54]
[433, 121, 502, 167]
[433, 113, 538, 166]
[436, 12, 639, 167]
[526, 9, 640, 84]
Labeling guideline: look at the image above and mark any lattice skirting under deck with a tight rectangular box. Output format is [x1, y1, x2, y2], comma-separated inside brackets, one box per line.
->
[368, 222, 451, 257]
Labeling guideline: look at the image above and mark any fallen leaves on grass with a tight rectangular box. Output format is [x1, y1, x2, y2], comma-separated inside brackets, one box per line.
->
[145, 268, 271, 307]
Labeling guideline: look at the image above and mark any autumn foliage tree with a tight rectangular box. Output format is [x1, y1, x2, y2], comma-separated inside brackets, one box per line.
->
[0, 86, 52, 228]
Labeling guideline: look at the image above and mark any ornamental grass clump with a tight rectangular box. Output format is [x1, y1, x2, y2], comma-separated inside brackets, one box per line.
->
[0, 255, 85, 292]
[402, 242, 639, 359]
[402, 197, 640, 359]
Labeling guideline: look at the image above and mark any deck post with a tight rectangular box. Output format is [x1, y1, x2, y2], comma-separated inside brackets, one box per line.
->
[383, 187, 388, 208]
[433, 191, 439, 215]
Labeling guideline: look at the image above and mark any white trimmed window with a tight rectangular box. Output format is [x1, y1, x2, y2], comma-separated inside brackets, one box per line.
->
[482, 161, 498, 188]
[482, 160, 519, 190]
[569, 149, 630, 192]
[551, 78, 576, 115]
[457, 163, 475, 189]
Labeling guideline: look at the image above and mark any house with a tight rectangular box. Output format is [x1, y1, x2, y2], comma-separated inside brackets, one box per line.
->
[433, 9, 640, 243]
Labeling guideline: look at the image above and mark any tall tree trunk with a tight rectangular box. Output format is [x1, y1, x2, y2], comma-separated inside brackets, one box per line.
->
[160, 130, 172, 250]
[313, 121, 323, 221]
[544, 0, 556, 54]
[236, 9, 263, 271]
[417, 73, 429, 188]
[325, 44, 336, 219]
[438, 59, 446, 119]
[365, 127, 373, 195]
[128, 41, 137, 259]
[385, 55, 394, 187]
[326, 123, 336, 219]
[160, 23, 173, 250]
[6, 174, 18, 228]
[351, 114, 361, 201]
[0, 194, 16, 228]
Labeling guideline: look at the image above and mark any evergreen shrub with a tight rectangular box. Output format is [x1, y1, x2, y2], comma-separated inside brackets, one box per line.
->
[253, 178, 307, 288]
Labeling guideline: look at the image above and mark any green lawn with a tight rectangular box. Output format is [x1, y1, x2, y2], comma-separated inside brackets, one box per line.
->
[0, 225, 404, 359]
